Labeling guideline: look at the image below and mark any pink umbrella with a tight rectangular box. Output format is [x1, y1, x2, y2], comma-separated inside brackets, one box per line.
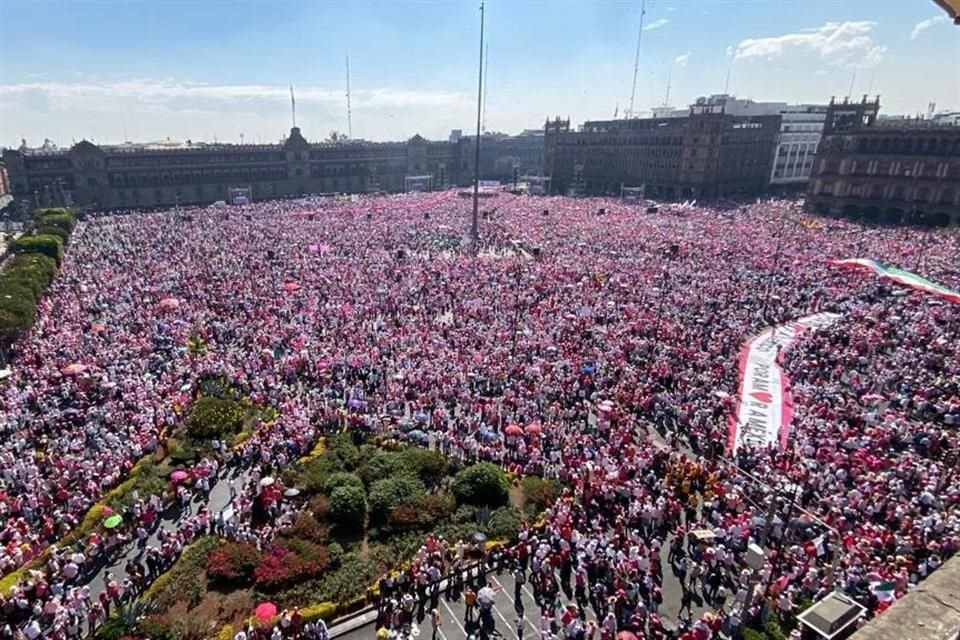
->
[283, 282, 301, 292]
[91, 324, 107, 334]
[504, 424, 524, 437]
[525, 422, 542, 435]
[159, 298, 180, 310]
[170, 470, 189, 483]
[62, 363, 88, 376]
[255, 602, 278, 621]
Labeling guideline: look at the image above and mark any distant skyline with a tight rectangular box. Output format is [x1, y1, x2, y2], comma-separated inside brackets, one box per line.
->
[1, 0, 958, 148]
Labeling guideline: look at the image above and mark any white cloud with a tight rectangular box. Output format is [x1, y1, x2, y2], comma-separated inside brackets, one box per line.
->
[911, 16, 948, 39]
[733, 21, 886, 68]
[0, 78, 468, 110]
[674, 53, 690, 67]
[0, 78, 475, 145]
[725, 45, 734, 57]
[643, 18, 669, 31]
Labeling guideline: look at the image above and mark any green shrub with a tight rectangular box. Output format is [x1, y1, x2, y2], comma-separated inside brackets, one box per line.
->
[143, 536, 219, 610]
[398, 447, 447, 485]
[298, 455, 348, 494]
[34, 209, 76, 232]
[185, 396, 247, 440]
[317, 554, 381, 603]
[288, 510, 329, 543]
[327, 542, 344, 566]
[0, 295, 37, 340]
[358, 451, 402, 486]
[323, 472, 365, 495]
[35, 225, 70, 244]
[742, 630, 766, 640]
[487, 506, 523, 541]
[11, 234, 64, 265]
[95, 618, 129, 640]
[368, 475, 425, 522]
[1, 253, 57, 298]
[329, 485, 366, 530]
[763, 619, 788, 640]
[521, 475, 561, 513]
[452, 462, 509, 507]
[326, 433, 361, 470]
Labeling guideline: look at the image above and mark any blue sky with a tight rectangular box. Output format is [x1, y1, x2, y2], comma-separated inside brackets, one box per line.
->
[1, 0, 957, 146]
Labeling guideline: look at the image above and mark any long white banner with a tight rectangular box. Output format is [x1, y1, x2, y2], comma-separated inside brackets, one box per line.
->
[729, 312, 841, 453]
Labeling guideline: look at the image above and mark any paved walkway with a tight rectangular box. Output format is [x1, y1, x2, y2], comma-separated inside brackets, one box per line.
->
[78, 464, 251, 630]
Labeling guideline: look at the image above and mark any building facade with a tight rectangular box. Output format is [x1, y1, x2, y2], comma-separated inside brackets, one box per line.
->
[673, 96, 829, 187]
[806, 97, 960, 226]
[2, 127, 469, 210]
[458, 130, 544, 185]
[543, 99, 781, 200]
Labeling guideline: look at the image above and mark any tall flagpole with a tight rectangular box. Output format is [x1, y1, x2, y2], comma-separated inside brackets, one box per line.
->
[290, 83, 297, 128]
[345, 55, 353, 139]
[628, 0, 646, 118]
[471, 0, 485, 247]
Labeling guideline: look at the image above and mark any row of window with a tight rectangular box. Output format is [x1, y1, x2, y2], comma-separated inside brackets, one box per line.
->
[816, 180, 957, 204]
[832, 159, 953, 179]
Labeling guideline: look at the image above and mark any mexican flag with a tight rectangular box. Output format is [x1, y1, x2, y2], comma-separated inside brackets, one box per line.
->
[870, 581, 897, 603]
[830, 258, 960, 304]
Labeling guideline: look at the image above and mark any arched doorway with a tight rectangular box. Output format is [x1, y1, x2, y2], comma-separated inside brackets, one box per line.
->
[930, 212, 950, 227]
[842, 204, 860, 219]
[862, 207, 880, 224]
[881, 208, 904, 225]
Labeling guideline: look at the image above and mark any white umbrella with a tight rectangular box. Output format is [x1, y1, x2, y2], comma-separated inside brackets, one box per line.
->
[477, 586, 497, 607]
[260, 477, 275, 487]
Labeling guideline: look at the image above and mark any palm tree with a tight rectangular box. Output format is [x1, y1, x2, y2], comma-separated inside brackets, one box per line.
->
[117, 599, 161, 633]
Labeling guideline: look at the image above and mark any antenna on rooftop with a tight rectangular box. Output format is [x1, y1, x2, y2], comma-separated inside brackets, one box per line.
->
[723, 56, 733, 95]
[664, 67, 672, 107]
[345, 55, 353, 139]
[627, 0, 647, 119]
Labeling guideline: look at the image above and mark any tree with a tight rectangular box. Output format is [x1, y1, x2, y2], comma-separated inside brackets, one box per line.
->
[452, 462, 509, 507]
[329, 485, 366, 530]
[323, 472, 365, 495]
[325, 131, 349, 143]
[368, 475, 426, 522]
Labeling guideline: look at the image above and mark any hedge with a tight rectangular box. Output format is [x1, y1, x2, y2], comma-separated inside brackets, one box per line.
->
[142, 536, 220, 609]
[11, 234, 64, 266]
[34, 208, 76, 233]
[35, 225, 71, 244]
[0, 455, 158, 594]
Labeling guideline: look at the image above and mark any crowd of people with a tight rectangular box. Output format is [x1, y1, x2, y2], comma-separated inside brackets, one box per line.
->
[0, 192, 957, 640]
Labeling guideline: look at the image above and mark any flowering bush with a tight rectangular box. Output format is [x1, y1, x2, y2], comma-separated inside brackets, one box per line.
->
[186, 396, 248, 440]
[206, 541, 261, 584]
[253, 541, 330, 591]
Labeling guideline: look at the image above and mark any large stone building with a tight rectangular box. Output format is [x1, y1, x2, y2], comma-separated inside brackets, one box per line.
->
[2, 127, 469, 210]
[654, 95, 829, 188]
[455, 129, 544, 185]
[543, 97, 781, 200]
[807, 97, 960, 226]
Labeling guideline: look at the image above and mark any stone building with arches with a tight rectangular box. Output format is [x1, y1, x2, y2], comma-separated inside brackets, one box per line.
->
[807, 97, 960, 226]
[1, 127, 466, 211]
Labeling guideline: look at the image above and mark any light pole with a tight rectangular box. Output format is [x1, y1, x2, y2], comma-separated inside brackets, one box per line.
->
[470, 1, 485, 248]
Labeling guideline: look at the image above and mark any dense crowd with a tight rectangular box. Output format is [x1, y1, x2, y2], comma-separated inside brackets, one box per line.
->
[0, 192, 957, 640]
